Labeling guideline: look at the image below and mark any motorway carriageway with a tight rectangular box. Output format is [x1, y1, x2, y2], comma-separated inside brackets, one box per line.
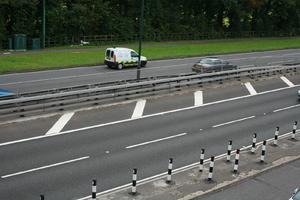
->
[0, 74, 300, 199]
[0, 48, 300, 93]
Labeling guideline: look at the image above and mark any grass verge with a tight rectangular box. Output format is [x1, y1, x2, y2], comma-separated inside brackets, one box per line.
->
[1, 37, 300, 74]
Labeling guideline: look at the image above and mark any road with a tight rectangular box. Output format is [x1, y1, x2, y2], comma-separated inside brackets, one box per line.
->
[195, 158, 300, 200]
[0, 75, 300, 199]
[0, 48, 300, 93]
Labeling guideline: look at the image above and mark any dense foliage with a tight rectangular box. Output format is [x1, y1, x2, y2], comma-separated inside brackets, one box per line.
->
[1, 0, 300, 48]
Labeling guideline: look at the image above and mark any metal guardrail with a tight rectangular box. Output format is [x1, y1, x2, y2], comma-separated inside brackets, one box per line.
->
[0, 65, 299, 120]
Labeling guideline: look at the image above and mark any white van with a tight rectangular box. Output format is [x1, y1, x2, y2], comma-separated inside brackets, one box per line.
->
[104, 47, 147, 70]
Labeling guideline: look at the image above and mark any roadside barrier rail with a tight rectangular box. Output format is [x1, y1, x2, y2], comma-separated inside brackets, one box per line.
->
[0, 64, 299, 119]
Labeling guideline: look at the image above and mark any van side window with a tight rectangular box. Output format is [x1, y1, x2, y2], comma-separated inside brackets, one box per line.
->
[106, 50, 111, 57]
[110, 51, 114, 58]
[131, 51, 138, 57]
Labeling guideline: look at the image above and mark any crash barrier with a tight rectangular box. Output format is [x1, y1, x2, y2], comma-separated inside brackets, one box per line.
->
[38, 123, 299, 198]
[0, 64, 299, 120]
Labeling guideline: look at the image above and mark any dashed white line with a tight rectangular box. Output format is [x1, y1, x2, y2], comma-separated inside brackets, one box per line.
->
[273, 104, 300, 113]
[46, 112, 74, 135]
[1, 156, 89, 179]
[131, 99, 146, 119]
[194, 91, 203, 106]
[212, 116, 256, 128]
[126, 133, 187, 149]
[280, 76, 294, 87]
[244, 82, 257, 95]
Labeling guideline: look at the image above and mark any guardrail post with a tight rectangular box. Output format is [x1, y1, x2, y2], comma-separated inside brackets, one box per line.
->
[251, 133, 257, 154]
[207, 156, 214, 181]
[227, 140, 233, 162]
[292, 121, 298, 140]
[166, 158, 173, 184]
[273, 126, 279, 146]
[40, 195, 45, 200]
[233, 149, 240, 173]
[199, 148, 205, 172]
[92, 179, 97, 199]
[131, 168, 138, 195]
[260, 140, 267, 163]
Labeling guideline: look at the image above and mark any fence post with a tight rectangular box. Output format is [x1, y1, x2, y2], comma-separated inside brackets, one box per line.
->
[92, 179, 97, 199]
[227, 140, 233, 162]
[131, 168, 137, 195]
[199, 148, 205, 172]
[274, 126, 279, 146]
[233, 149, 240, 173]
[207, 156, 214, 181]
[260, 140, 267, 163]
[251, 133, 257, 153]
[292, 121, 298, 140]
[166, 158, 173, 184]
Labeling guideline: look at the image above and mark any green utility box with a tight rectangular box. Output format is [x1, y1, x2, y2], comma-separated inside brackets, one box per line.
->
[32, 38, 40, 50]
[13, 34, 27, 51]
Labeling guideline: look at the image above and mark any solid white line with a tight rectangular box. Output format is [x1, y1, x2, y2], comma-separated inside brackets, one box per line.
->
[212, 116, 255, 128]
[280, 76, 294, 87]
[77, 130, 299, 200]
[0, 84, 299, 147]
[126, 133, 187, 149]
[273, 104, 300, 113]
[244, 82, 257, 95]
[1, 156, 89, 179]
[46, 112, 74, 135]
[194, 90, 203, 106]
[131, 99, 146, 119]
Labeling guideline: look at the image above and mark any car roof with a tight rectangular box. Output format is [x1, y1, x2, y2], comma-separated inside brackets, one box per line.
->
[106, 47, 134, 51]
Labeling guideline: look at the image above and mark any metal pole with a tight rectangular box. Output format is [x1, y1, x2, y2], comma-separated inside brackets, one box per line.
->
[137, 0, 144, 81]
[42, 0, 46, 48]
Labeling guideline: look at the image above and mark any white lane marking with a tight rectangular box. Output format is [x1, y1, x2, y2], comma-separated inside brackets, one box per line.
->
[267, 60, 294, 65]
[77, 129, 299, 200]
[273, 104, 300, 113]
[212, 116, 255, 128]
[244, 82, 257, 95]
[1, 156, 89, 179]
[46, 112, 74, 135]
[1, 85, 299, 147]
[126, 133, 187, 149]
[280, 76, 294, 87]
[194, 91, 203, 106]
[131, 99, 146, 119]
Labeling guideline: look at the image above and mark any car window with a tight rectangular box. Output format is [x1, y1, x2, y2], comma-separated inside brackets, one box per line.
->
[294, 191, 300, 200]
[106, 50, 110, 57]
[131, 51, 139, 57]
[213, 60, 222, 65]
[200, 59, 213, 64]
[110, 51, 114, 58]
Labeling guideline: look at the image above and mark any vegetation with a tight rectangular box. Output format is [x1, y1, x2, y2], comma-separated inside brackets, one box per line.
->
[1, 37, 300, 74]
[1, 0, 300, 48]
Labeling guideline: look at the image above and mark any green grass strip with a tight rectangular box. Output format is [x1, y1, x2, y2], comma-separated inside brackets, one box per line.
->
[1, 37, 300, 74]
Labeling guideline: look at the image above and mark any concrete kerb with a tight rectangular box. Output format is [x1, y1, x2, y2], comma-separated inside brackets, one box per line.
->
[86, 130, 299, 200]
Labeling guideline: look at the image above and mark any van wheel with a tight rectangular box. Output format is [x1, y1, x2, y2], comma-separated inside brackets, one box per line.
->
[117, 63, 123, 70]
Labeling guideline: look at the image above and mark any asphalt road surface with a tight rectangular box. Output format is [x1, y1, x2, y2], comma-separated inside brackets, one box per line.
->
[1, 48, 300, 93]
[0, 77, 299, 199]
[195, 158, 300, 200]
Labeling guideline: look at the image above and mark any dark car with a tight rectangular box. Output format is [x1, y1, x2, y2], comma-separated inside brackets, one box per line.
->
[192, 58, 237, 73]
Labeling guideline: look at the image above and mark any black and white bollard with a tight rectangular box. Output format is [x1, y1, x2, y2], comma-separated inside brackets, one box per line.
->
[274, 126, 279, 146]
[92, 179, 97, 199]
[251, 133, 257, 153]
[226, 140, 233, 162]
[260, 140, 267, 163]
[233, 149, 240, 173]
[166, 158, 173, 184]
[292, 121, 298, 140]
[131, 168, 137, 195]
[199, 148, 205, 172]
[207, 156, 214, 181]
[40, 195, 45, 200]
